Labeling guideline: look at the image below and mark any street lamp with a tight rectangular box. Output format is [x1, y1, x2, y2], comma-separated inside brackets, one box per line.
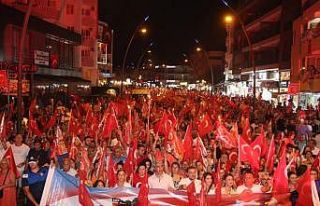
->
[224, 15, 234, 24]
[121, 16, 150, 93]
[136, 42, 154, 69]
[220, 0, 256, 100]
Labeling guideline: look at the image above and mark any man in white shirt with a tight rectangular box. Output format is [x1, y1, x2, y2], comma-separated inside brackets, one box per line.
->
[236, 171, 270, 194]
[148, 161, 174, 191]
[61, 157, 77, 177]
[178, 166, 201, 193]
[9, 134, 30, 177]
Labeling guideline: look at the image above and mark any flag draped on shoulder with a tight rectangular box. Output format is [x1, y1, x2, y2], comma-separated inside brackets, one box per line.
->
[3, 147, 19, 178]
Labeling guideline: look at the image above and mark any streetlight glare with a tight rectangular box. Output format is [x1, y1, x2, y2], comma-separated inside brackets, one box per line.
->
[184, 59, 189, 63]
[147, 50, 152, 53]
[196, 47, 202, 52]
[140, 27, 147, 34]
[224, 15, 233, 24]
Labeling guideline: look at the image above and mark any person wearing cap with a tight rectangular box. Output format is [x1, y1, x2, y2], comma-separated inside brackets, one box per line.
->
[27, 138, 49, 167]
[22, 156, 49, 206]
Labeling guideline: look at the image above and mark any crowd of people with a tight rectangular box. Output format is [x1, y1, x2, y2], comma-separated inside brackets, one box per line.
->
[0, 88, 319, 206]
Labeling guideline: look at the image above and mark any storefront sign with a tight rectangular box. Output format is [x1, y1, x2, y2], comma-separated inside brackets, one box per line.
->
[0, 61, 37, 73]
[6, 80, 30, 96]
[288, 83, 300, 95]
[34, 50, 49, 66]
[0, 70, 8, 93]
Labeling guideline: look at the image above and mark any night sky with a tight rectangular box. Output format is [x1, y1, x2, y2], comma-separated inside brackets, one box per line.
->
[99, 0, 238, 68]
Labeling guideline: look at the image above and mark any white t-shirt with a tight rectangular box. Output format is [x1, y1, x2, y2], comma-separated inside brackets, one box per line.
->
[10, 143, 30, 165]
[148, 173, 174, 190]
[115, 182, 131, 187]
[178, 178, 202, 193]
[236, 184, 262, 194]
[63, 168, 77, 177]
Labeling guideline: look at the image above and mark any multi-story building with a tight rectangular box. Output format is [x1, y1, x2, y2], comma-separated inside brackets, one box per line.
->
[97, 21, 113, 86]
[291, 0, 320, 108]
[0, 0, 99, 96]
[0, 1, 92, 95]
[57, 0, 99, 85]
[226, 0, 301, 99]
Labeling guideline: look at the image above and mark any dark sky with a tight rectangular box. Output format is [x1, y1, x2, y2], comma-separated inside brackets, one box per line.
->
[99, 0, 237, 67]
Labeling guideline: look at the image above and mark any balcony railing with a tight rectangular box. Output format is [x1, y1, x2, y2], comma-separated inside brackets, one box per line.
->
[250, 23, 280, 44]
[242, 0, 281, 25]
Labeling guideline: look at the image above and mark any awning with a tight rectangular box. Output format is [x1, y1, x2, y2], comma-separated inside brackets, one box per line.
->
[0, 4, 81, 44]
[34, 74, 91, 85]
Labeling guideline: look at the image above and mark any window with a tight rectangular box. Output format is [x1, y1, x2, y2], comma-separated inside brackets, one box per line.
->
[66, 4, 74, 15]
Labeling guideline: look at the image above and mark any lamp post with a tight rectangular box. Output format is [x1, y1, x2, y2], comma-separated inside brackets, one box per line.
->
[17, 0, 34, 133]
[121, 16, 149, 93]
[221, 0, 256, 99]
[136, 42, 153, 69]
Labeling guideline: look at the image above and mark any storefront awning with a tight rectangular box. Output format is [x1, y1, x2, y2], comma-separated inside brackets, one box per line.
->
[34, 74, 91, 85]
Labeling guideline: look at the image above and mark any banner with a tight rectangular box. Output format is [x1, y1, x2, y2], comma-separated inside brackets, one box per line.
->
[40, 168, 278, 206]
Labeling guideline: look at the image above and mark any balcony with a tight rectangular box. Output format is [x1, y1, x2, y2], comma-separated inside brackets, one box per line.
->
[242, 0, 281, 25]
[246, 6, 282, 32]
[250, 23, 280, 44]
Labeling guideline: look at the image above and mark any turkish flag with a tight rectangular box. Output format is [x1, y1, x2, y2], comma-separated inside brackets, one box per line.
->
[199, 180, 207, 206]
[250, 127, 267, 159]
[272, 152, 289, 195]
[79, 181, 94, 206]
[154, 112, 174, 138]
[123, 148, 135, 178]
[239, 137, 259, 171]
[296, 168, 312, 206]
[187, 181, 197, 206]
[101, 112, 119, 138]
[183, 124, 193, 161]
[68, 112, 78, 136]
[215, 122, 237, 149]
[29, 115, 43, 137]
[107, 156, 116, 187]
[69, 136, 78, 160]
[242, 118, 251, 142]
[2, 147, 19, 178]
[44, 110, 57, 130]
[265, 135, 276, 173]
[197, 114, 213, 137]
[137, 173, 149, 206]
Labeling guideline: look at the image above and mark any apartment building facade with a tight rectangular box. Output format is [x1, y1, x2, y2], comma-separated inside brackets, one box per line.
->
[226, 0, 301, 100]
[291, 0, 320, 107]
[0, 0, 100, 96]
